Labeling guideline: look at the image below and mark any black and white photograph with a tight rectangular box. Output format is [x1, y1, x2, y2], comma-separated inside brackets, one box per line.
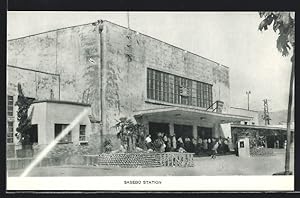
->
[6, 11, 295, 191]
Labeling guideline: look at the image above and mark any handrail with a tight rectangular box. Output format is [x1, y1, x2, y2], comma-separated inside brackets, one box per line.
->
[206, 101, 217, 111]
[206, 100, 224, 113]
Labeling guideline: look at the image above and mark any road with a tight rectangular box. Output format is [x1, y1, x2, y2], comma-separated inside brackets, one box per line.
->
[7, 151, 294, 177]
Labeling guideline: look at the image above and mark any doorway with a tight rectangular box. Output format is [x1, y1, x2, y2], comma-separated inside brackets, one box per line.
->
[197, 127, 212, 139]
[174, 124, 193, 139]
[149, 122, 169, 140]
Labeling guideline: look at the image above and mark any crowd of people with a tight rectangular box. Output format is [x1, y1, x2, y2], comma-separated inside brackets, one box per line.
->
[145, 132, 234, 158]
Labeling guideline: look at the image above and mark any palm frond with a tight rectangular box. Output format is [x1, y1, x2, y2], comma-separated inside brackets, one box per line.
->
[276, 33, 290, 56]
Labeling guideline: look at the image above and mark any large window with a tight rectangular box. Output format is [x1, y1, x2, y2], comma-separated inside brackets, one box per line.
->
[7, 95, 14, 117]
[54, 124, 72, 143]
[7, 121, 14, 143]
[79, 125, 86, 141]
[147, 68, 213, 108]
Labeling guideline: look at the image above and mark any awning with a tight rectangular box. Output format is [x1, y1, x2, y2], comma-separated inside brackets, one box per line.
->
[134, 106, 252, 124]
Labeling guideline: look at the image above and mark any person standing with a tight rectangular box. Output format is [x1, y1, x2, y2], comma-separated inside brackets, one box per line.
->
[163, 134, 168, 148]
[184, 137, 193, 153]
[192, 138, 197, 153]
[211, 139, 220, 159]
[166, 136, 172, 152]
[177, 137, 184, 151]
[203, 139, 208, 154]
[196, 138, 203, 156]
[227, 137, 234, 152]
[145, 134, 152, 150]
[171, 135, 177, 152]
[207, 138, 212, 152]
[224, 138, 230, 153]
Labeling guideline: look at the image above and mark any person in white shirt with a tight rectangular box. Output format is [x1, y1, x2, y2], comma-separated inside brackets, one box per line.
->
[145, 134, 152, 150]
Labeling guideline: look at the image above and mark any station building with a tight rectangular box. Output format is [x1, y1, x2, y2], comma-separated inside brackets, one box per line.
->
[7, 20, 253, 155]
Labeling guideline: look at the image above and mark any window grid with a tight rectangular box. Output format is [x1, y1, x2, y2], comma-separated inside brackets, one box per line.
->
[7, 96, 13, 117]
[55, 124, 72, 143]
[7, 121, 14, 143]
[79, 125, 86, 141]
[147, 68, 213, 108]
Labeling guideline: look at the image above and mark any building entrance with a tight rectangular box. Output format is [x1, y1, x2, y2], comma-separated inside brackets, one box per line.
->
[174, 124, 193, 139]
[197, 127, 212, 139]
[149, 122, 169, 140]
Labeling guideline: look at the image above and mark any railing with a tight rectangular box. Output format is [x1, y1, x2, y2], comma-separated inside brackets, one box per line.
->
[206, 100, 224, 113]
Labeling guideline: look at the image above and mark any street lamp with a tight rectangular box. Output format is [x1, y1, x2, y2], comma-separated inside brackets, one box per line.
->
[246, 91, 251, 110]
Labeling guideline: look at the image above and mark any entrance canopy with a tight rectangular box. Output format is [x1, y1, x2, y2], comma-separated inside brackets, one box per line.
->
[134, 106, 252, 124]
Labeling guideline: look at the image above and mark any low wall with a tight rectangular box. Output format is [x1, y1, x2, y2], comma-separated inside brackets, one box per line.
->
[98, 152, 194, 168]
[7, 155, 99, 170]
[7, 144, 16, 158]
[7, 152, 194, 170]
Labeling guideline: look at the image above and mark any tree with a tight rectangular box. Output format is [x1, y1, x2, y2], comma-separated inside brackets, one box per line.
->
[258, 12, 295, 175]
[114, 117, 146, 152]
[15, 83, 34, 147]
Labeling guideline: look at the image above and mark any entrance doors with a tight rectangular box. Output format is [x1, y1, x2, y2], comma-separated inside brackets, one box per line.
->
[174, 124, 193, 139]
[149, 122, 169, 140]
[197, 127, 212, 139]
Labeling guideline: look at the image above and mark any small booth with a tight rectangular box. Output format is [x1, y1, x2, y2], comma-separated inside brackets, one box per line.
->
[237, 136, 250, 157]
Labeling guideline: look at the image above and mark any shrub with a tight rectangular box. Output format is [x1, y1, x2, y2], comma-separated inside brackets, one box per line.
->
[250, 147, 274, 156]
[104, 139, 113, 153]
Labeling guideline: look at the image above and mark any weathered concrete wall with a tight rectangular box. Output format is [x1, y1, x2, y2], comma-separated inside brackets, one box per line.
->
[7, 24, 101, 121]
[101, 21, 231, 135]
[7, 66, 60, 100]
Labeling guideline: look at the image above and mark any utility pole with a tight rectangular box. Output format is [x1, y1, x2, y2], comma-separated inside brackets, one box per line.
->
[262, 99, 271, 125]
[127, 11, 130, 29]
[246, 91, 251, 110]
[284, 51, 294, 175]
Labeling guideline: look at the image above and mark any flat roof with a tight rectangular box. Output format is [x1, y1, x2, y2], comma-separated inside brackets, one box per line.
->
[33, 100, 91, 107]
[8, 20, 228, 69]
[231, 124, 294, 131]
[134, 106, 252, 123]
[230, 106, 260, 113]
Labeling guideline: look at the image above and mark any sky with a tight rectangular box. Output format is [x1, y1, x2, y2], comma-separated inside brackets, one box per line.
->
[7, 11, 294, 112]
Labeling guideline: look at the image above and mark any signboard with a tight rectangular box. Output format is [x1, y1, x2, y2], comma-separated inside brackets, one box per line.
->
[180, 86, 189, 97]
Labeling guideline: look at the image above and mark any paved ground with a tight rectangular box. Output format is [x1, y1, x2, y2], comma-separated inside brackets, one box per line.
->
[7, 151, 294, 177]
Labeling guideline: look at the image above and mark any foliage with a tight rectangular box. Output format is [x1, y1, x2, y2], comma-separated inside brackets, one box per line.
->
[258, 12, 295, 56]
[259, 12, 295, 174]
[15, 83, 34, 146]
[104, 138, 113, 153]
[114, 117, 146, 152]
[39, 143, 97, 159]
[250, 147, 274, 156]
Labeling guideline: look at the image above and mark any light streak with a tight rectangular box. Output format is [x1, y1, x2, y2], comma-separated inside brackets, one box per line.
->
[20, 108, 90, 177]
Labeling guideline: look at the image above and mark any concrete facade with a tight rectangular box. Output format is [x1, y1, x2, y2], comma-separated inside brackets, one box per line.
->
[7, 23, 102, 146]
[229, 107, 259, 125]
[100, 21, 231, 137]
[30, 101, 92, 147]
[7, 20, 246, 148]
